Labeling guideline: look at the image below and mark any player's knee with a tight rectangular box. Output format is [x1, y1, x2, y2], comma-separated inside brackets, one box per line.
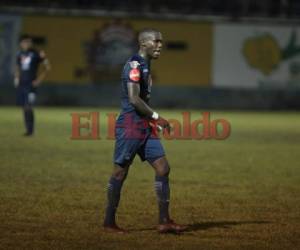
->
[113, 170, 127, 181]
[156, 164, 170, 177]
[112, 166, 129, 181]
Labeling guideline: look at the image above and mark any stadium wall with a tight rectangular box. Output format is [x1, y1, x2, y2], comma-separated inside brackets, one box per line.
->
[1, 84, 300, 110]
[15, 15, 300, 89]
[1, 13, 300, 109]
[20, 15, 213, 86]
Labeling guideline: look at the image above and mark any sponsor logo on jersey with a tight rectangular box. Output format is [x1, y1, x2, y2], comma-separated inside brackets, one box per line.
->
[129, 68, 140, 81]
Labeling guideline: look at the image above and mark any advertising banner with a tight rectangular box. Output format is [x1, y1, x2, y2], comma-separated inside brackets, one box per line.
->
[213, 23, 300, 88]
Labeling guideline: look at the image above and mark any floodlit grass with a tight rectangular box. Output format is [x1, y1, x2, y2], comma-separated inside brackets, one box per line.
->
[0, 107, 300, 250]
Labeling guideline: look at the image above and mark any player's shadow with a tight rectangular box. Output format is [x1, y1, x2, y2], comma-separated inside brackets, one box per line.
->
[130, 220, 270, 233]
[186, 220, 271, 232]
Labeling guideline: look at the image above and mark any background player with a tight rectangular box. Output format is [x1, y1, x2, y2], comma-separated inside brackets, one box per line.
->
[14, 34, 51, 136]
[103, 28, 187, 234]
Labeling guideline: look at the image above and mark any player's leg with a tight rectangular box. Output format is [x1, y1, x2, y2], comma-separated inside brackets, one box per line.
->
[103, 126, 141, 232]
[23, 89, 36, 136]
[150, 156, 187, 233]
[17, 87, 33, 136]
[23, 104, 34, 136]
[150, 156, 171, 223]
[103, 163, 130, 232]
[138, 137, 170, 224]
[141, 137, 187, 233]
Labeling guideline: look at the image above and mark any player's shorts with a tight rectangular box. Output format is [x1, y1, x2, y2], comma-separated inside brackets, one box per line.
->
[113, 126, 165, 167]
[16, 86, 36, 106]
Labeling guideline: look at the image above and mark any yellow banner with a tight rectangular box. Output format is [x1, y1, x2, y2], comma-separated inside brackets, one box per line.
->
[22, 16, 213, 85]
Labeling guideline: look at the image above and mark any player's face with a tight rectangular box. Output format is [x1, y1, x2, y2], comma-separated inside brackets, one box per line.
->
[145, 32, 163, 59]
[20, 39, 32, 51]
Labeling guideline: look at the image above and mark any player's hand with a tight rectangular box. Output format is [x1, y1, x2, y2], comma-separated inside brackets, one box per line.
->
[14, 78, 19, 88]
[156, 116, 171, 133]
[32, 80, 40, 87]
[39, 50, 46, 59]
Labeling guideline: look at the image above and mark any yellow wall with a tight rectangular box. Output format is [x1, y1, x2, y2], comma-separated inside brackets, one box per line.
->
[22, 16, 213, 85]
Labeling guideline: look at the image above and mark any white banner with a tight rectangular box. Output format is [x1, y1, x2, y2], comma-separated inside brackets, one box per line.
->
[212, 23, 300, 89]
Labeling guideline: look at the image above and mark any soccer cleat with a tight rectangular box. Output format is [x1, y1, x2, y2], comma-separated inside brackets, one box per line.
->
[23, 132, 33, 137]
[103, 224, 127, 234]
[157, 219, 188, 234]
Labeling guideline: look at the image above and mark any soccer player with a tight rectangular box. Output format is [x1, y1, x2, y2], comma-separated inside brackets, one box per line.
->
[14, 34, 51, 136]
[103, 28, 187, 234]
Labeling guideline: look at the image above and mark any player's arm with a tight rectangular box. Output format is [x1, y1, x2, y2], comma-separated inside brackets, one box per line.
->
[32, 51, 51, 87]
[127, 82, 170, 131]
[127, 81, 153, 117]
[14, 65, 20, 88]
[14, 54, 21, 88]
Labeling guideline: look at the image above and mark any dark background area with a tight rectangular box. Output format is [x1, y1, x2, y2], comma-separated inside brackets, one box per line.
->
[1, 0, 300, 109]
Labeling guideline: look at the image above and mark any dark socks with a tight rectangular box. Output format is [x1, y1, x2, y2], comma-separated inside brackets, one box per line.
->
[154, 175, 170, 224]
[24, 108, 34, 135]
[104, 177, 124, 226]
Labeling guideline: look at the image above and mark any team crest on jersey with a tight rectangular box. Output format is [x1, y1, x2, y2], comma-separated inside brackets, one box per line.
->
[129, 61, 140, 69]
[20, 55, 32, 71]
[129, 68, 140, 81]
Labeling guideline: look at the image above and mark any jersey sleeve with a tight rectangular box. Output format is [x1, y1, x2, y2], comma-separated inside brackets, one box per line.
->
[125, 60, 141, 84]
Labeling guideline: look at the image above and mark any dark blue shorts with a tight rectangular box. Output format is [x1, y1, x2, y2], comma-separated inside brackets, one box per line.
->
[113, 126, 165, 167]
[16, 87, 36, 106]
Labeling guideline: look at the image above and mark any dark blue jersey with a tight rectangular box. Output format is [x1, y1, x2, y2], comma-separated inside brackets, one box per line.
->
[17, 49, 44, 87]
[119, 54, 152, 119]
[114, 54, 164, 166]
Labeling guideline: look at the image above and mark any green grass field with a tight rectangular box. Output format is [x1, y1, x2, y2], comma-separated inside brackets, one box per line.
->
[0, 107, 300, 250]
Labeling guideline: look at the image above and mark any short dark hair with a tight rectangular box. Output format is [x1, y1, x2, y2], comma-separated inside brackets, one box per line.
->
[138, 28, 160, 43]
[19, 34, 32, 42]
